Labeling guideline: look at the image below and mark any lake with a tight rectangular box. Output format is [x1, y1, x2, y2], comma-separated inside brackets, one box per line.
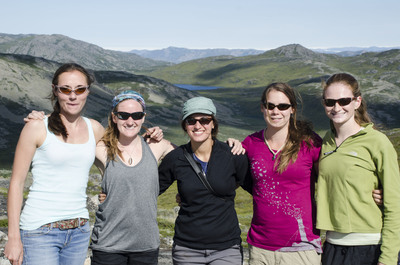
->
[174, 84, 219, 91]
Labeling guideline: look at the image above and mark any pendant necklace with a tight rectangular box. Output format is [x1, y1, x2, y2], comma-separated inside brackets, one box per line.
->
[120, 145, 135, 165]
[127, 153, 133, 165]
[264, 129, 285, 161]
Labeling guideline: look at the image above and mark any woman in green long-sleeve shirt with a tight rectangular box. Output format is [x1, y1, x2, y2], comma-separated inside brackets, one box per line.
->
[316, 73, 400, 265]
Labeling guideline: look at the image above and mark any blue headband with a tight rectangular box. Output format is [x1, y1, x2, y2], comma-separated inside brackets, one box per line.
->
[112, 90, 146, 110]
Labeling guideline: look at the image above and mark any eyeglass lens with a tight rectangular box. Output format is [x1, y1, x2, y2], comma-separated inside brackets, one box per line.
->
[57, 86, 88, 95]
[323, 97, 354, 107]
[186, 117, 213, 126]
[114, 112, 145, 120]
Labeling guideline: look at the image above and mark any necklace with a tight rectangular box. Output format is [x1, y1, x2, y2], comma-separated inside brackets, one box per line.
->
[263, 129, 285, 161]
[119, 144, 135, 165]
[126, 151, 134, 165]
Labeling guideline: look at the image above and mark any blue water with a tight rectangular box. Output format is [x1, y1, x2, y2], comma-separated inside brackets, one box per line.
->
[175, 84, 219, 90]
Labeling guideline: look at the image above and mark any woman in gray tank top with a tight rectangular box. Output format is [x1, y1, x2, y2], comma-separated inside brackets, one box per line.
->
[90, 90, 175, 265]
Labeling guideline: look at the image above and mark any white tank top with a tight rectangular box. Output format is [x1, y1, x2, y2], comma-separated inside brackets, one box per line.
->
[20, 117, 96, 230]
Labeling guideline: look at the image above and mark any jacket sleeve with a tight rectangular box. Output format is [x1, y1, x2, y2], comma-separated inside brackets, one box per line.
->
[233, 153, 250, 188]
[376, 136, 400, 265]
[158, 150, 177, 195]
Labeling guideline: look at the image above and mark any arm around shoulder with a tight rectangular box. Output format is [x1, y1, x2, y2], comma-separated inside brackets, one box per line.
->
[148, 138, 176, 162]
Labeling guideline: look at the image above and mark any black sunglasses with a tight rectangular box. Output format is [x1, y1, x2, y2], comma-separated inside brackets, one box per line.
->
[263, 102, 292, 111]
[114, 111, 145, 120]
[186, 117, 213, 126]
[323, 97, 356, 107]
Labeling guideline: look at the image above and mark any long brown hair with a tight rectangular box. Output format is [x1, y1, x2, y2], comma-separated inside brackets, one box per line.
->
[322, 73, 373, 133]
[262, 82, 317, 173]
[48, 63, 94, 138]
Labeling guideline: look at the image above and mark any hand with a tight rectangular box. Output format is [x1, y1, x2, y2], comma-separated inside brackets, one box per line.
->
[23, 110, 45, 123]
[4, 238, 24, 265]
[98, 192, 107, 203]
[176, 193, 182, 207]
[143, 126, 164, 143]
[377, 262, 385, 265]
[372, 189, 383, 205]
[227, 138, 245, 155]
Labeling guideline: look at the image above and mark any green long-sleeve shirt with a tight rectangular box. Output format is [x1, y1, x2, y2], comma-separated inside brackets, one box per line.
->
[316, 123, 400, 265]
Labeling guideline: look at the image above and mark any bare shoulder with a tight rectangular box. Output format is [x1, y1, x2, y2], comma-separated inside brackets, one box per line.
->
[20, 119, 46, 146]
[148, 138, 175, 161]
[89, 118, 105, 142]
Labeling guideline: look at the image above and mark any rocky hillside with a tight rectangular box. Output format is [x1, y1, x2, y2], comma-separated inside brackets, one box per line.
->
[147, 44, 400, 128]
[0, 33, 170, 72]
[0, 53, 205, 166]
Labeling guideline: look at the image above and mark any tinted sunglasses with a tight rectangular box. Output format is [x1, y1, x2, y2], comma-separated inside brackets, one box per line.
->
[186, 117, 213, 126]
[114, 111, 145, 120]
[323, 97, 356, 107]
[263, 102, 292, 111]
[56, 85, 89, 95]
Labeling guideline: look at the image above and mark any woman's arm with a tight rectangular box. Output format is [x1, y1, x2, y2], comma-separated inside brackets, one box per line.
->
[95, 141, 107, 175]
[148, 138, 176, 162]
[376, 139, 400, 265]
[4, 120, 46, 265]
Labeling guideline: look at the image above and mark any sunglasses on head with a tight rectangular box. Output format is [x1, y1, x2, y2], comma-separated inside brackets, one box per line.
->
[323, 97, 356, 107]
[56, 85, 89, 95]
[185, 117, 213, 126]
[113, 111, 145, 120]
[263, 102, 292, 111]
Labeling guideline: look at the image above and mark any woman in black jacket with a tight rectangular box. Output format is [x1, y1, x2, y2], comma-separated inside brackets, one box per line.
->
[158, 96, 249, 265]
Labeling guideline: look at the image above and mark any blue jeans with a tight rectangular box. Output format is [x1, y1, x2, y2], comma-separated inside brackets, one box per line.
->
[21, 221, 90, 265]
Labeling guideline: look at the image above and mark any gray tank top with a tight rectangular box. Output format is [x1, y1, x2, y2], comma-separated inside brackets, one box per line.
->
[91, 137, 160, 252]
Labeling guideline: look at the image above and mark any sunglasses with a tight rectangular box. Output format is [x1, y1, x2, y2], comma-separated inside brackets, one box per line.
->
[113, 111, 145, 120]
[323, 97, 356, 107]
[263, 102, 292, 111]
[56, 86, 89, 95]
[186, 117, 213, 126]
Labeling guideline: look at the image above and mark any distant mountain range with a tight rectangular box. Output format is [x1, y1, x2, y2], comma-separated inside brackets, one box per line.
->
[130, 47, 265, 63]
[130, 45, 400, 63]
[0, 33, 399, 166]
[0, 33, 170, 72]
[312, 46, 400, 57]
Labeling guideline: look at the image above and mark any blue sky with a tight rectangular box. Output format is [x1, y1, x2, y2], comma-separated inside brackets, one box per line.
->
[2, 0, 399, 51]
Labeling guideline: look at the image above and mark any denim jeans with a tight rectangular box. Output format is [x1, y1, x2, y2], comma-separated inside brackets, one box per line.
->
[21, 221, 90, 265]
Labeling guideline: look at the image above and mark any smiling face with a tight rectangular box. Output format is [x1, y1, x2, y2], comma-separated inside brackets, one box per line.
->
[323, 82, 361, 127]
[184, 113, 215, 144]
[262, 89, 293, 131]
[112, 99, 145, 139]
[53, 70, 89, 117]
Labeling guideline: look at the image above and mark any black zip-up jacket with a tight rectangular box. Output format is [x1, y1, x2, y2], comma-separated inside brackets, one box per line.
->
[158, 140, 249, 250]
